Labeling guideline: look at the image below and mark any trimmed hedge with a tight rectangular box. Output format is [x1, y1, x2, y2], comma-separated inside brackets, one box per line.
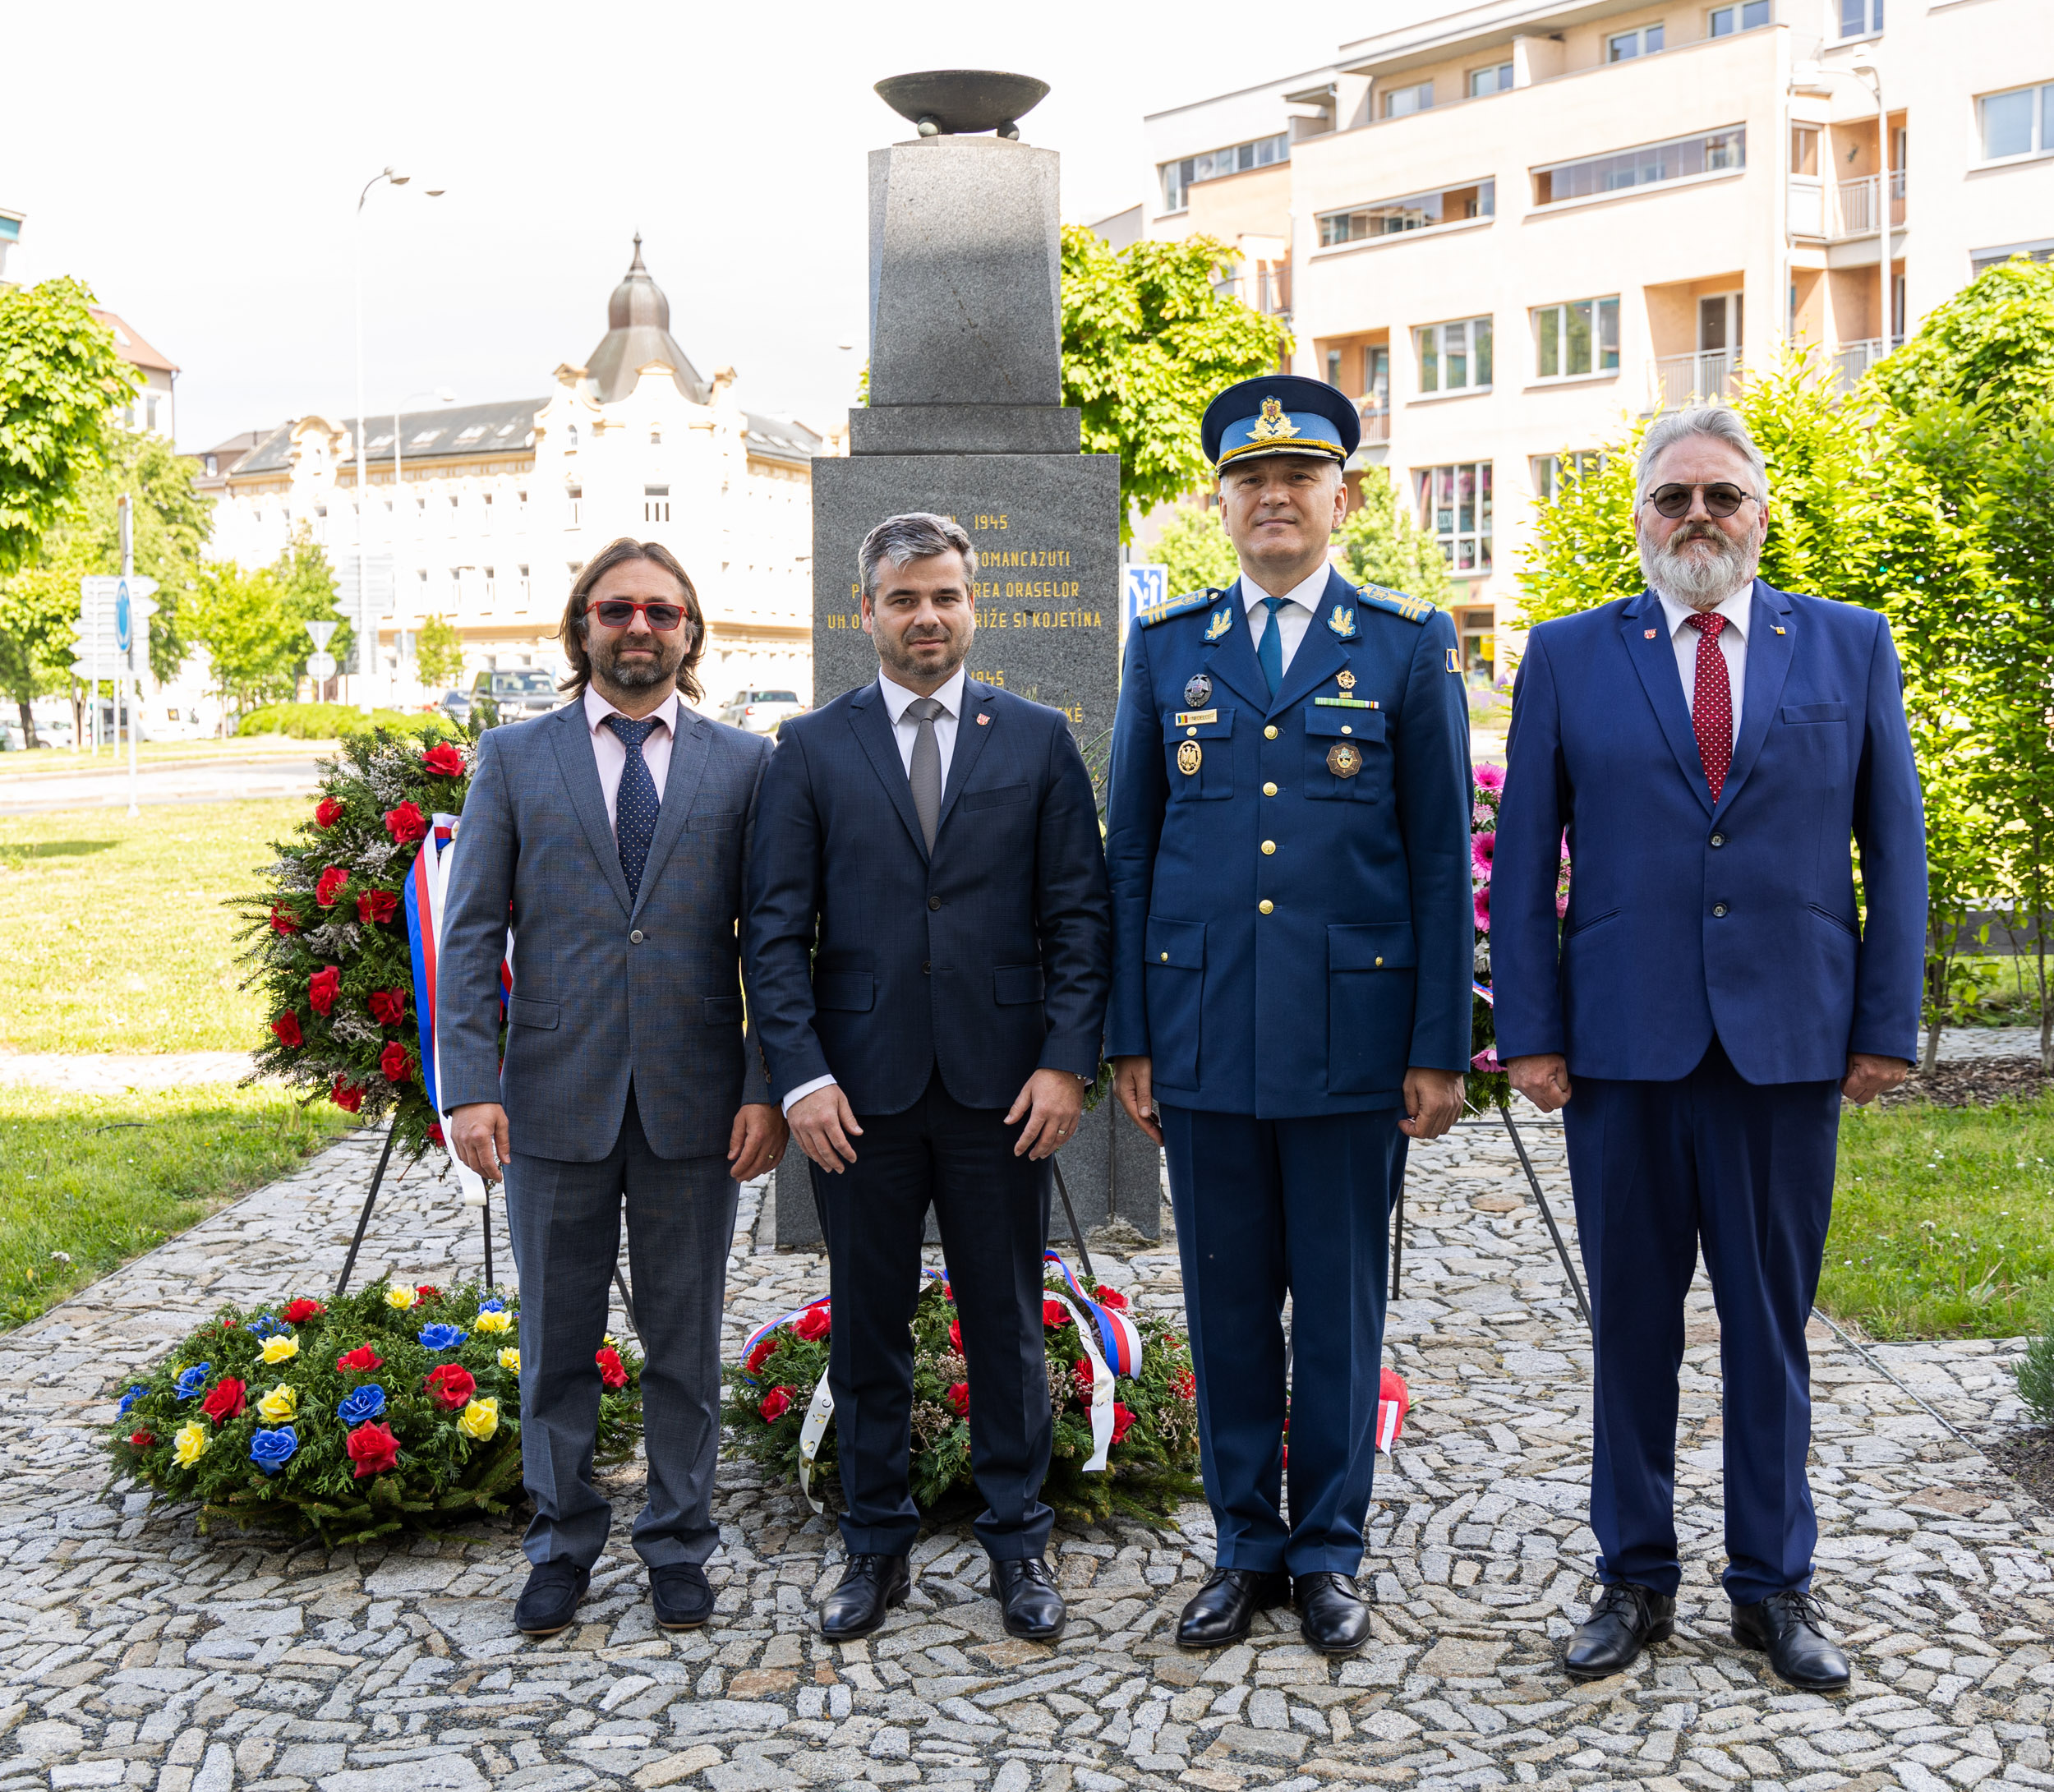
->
[239, 703, 454, 740]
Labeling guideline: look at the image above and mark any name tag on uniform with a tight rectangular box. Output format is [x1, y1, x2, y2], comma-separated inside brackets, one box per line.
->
[1173, 709, 1218, 727]
[1314, 697, 1376, 710]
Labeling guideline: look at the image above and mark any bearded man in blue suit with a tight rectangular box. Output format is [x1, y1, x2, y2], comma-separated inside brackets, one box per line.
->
[1491, 406, 1926, 1691]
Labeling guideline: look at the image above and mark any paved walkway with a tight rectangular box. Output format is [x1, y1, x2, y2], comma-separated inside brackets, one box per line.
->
[2, 1121, 2049, 1792]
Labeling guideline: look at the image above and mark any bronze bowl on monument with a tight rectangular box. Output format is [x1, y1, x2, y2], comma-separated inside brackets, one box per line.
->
[874, 70, 1049, 139]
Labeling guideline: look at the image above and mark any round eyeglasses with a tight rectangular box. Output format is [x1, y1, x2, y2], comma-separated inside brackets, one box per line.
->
[1643, 482, 1758, 519]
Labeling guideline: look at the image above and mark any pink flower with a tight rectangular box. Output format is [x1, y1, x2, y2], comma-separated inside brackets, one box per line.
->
[1471, 832, 1495, 873]
[1471, 1047, 1500, 1073]
[1473, 763, 1505, 791]
[1473, 887, 1492, 933]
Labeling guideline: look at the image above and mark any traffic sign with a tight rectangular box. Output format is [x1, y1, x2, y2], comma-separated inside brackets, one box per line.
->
[115, 582, 132, 653]
[334, 556, 397, 613]
[306, 652, 338, 681]
[1122, 564, 1167, 636]
[305, 620, 339, 651]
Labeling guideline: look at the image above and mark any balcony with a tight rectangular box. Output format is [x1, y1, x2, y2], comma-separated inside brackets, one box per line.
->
[1825, 336, 1904, 394]
[1214, 263, 1292, 318]
[1789, 170, 1905, 240]
[1648, 350, 1743, 409]
[1356, 401, 1391, 445]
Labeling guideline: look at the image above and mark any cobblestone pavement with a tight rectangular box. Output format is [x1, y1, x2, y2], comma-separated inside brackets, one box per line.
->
[3, 1117, 2051, 1792]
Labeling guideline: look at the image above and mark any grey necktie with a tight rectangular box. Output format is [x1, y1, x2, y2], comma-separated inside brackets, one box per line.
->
[905, 696, 944, 852]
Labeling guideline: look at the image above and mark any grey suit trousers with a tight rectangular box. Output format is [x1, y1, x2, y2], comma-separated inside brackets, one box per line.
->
[505, 1085, 738, 1570]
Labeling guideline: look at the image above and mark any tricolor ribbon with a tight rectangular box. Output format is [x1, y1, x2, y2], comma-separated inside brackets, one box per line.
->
[1473, 979, 1494, 1007]
[1043, 1250, 1142, 1376]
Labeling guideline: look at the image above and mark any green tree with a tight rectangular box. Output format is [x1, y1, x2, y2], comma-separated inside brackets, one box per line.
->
[1061, 225, 1291, 540]
[1140, 506, 1240, 597]
[187, 535, 352, 720]
[413, 614, 465, 689]
[1873, 258, 2054, 419]
[1334, 468, 1453, 606]
[0, 555, 90, 740]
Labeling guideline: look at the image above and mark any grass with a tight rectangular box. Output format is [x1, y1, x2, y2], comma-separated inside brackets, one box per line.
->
[0, 737, 341, 776]
[0, 1084, 353, 1330]
[1821, 1093, 2054, 1340]
[0, 798, 307, 1053]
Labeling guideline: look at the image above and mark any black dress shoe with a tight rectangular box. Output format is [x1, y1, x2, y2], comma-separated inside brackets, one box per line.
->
[513, 1559, 591, 1637]
[990, 1557, 1066, 1640]
[650, 1562, 713, 1630]
[1177, 1568, 1292, 1648]
[1293, 1572, 1371, 1654]
[819, 1553, 910, 1639]
[1564, 1582, 1674, 1680]
[1732, 1588, 1851, 1691]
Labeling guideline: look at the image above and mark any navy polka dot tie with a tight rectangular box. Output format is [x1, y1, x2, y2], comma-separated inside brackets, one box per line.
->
[604, 715, 661, 901]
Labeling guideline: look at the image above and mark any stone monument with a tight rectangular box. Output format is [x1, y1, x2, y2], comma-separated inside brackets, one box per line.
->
[773, 70, 1159, 1248]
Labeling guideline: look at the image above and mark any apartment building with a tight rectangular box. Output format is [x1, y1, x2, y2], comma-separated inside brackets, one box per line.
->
[1140, 0, 2054, 677]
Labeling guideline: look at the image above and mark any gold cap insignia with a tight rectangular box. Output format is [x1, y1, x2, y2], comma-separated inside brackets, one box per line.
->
[1249, 397, 1301, 443]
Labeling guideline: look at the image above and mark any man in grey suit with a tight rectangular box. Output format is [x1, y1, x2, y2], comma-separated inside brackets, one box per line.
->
[440, 537, 788, 1638]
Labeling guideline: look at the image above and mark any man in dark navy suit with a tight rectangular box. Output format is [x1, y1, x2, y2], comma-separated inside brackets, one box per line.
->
[744, 511, 1109, 1642]
[1492, 407, 1925, 1691]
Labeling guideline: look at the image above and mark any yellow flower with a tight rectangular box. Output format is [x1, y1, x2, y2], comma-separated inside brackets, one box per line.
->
[260, 1334, 300, 1364]
[498, 1347, 520, 1375]
[173, 1421, 209, 1467]
[385, 1286, 416, 1311]
[474, 1310, 511, 1334]
[256, 1383, 297, 1424]
[602, 1333, 618, 1348]
[457, 1398, 500, 1441]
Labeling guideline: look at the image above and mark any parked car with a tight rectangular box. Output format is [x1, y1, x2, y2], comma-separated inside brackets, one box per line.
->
[438, 689, 474, 727]
[718, 689, 805, 734]
[468, 668, 562, 726]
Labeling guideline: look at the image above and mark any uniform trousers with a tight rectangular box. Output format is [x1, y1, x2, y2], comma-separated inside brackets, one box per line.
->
[812, 1066, 1055, 1562]
[1563, 1036, 1840, 1605]
[505, 1084, 739, 1571]
[1162, 1103, 1404, 1576]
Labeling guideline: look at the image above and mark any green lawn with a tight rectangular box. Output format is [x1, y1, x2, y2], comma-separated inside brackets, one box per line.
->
[0, 799, 306, 1053]
[1823, 1094, 2054, 1340]
[0, 1085, 352, 1330]
[0, 737, 339, 776]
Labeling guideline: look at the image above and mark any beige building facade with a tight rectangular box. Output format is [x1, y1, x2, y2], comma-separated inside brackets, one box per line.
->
[1142, 0, 2054, 677]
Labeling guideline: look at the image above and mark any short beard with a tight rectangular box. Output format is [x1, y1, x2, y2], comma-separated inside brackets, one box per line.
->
[590, 632, 683, 693]
[1639, 522, 1760, 610]
[877, 629, 967, 685]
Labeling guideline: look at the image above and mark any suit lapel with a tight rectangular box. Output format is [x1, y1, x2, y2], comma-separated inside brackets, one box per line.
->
[1267, 569, 1348, 717]
[1619, 590, 1716, 818]
[632, 709, 713, 918]
[548, 703, 635, 916]
[848, 680, 929, 860]
[1715, 580, 1793, 820]
[1203, 580, 1270, 715]
[937, 677, 997, 832]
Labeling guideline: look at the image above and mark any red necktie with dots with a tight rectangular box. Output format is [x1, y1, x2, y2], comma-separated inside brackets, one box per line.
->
[1686, 613, 1733, 802]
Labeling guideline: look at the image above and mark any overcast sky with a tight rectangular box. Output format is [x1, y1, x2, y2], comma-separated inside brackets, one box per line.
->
[0, 0, 1430, 455]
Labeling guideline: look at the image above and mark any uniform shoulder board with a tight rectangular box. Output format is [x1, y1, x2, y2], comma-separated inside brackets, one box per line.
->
[1136, 587, 1220, 629]
[1355, 583, 1438, 625]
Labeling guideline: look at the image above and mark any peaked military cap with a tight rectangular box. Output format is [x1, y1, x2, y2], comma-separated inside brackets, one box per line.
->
[1203, 374, 1361, 470]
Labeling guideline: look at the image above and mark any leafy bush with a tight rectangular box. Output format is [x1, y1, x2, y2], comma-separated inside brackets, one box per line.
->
[108, 1278, 643, 1546]
[239, 703, 450, 740]
[2014, 1295, 2054, 1428]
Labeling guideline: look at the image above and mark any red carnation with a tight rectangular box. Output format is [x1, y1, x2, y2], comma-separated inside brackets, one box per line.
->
[357, 890, 398, 926]
[416, 1284, 440, 1302]
[269, 905, 301, 936]
[315, 796, 345, 828]
[200, 1377, 246, 1426]
[422, 742, 464, 776]
[346, 1421, 401, 1477]
[1093, 1286, 1129, 1311]
[336, 1345, 383, 1372]
[269, 1011, 302, 1048]
[384, 802, 427, 845]
[426, 1122, 444, 1147]
[1172, 1370, 1196, 1400]
[946, 1382, 970, 1418]
[368, 988, 406, 1027]
[1042, 1298, 1068, 1329]
[283, 1298, 325, 1324]
[596, 1347, 629, 1389]
[130, 1430, 154, 1449]
[315, 866, 349, 907]
[308, 966, 341, 1015]
[1111, 1402, 1136, 1445]
[379, 1041, 412, 1084]
[1071, 1357, 1094, 1398]
[330, 1077, 365, 1113]
[425, 1363, 477, 1411]
[794, 1303, 830, 1341]
[758, 1385, 793, 1422]
[949, 1317, 964, 1353]
[746, 1337, 776, 1376]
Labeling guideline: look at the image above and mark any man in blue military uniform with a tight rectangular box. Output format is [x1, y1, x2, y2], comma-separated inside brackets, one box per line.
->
[1107, 375, 1474, 1653]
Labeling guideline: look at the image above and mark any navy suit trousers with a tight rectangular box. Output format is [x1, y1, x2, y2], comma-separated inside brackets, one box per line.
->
[1162, 1103, 1403, 1576]
[1564, 1037, 1840, 1605]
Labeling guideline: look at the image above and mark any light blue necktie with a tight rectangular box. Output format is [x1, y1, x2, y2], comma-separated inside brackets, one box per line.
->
[1256, 596, 1287, 698]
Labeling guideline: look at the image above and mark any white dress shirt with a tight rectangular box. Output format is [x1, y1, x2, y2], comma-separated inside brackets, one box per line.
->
[583, 686, 679, 832]
[1656, 583, 1752, 746]
[1241, 564, 1330, 679]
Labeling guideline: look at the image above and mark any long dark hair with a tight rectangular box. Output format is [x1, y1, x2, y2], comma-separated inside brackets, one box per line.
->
[556, 537, 706, 703]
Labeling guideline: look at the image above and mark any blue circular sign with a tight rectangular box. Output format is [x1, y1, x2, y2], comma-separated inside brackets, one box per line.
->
[115, 581, 131, 654]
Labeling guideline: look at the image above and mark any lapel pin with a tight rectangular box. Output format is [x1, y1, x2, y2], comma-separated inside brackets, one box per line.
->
[976, 713, 991, 726]
[1644, 629, 1658, 639]
[1773, 625, 1786, 634]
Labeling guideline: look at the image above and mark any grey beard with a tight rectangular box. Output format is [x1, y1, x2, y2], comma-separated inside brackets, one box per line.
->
[1639, 527, 1759, 609]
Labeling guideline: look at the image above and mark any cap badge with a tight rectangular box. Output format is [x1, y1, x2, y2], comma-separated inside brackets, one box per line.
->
[1249, 396, 1300, 443]
[1204, 606, 1233, 643]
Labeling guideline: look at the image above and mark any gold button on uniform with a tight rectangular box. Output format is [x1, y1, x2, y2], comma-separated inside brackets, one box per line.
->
[1341, 725, 1353, 735]
[1375, 956, 1384, 966]
[1259, 900, 1273, 915]
[1261, 841, 1276, 855]
[1263, 781, 1278, 796]
[1160, 951, 1169, 961]
[1264, 725, 1278, 739]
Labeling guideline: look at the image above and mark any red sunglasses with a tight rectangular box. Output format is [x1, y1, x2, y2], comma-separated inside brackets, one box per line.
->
[587, 598, 690, 632]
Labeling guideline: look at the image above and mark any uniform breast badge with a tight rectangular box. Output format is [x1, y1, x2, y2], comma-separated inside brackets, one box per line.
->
[1327, 603, 1358, 639]
[1185, 673, 1212, 707]
[1204, 606, 1233, 643]
[1446, 646, 1462, 674]
[1327, 742, 1362, 778]
[1315, 667, 1374, 710]
[1177, 740, 1203, 776]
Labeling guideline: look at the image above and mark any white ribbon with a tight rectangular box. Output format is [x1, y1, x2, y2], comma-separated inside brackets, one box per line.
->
[1044, 1292, 1115, 1472]
[796, 1371, 836, 1513]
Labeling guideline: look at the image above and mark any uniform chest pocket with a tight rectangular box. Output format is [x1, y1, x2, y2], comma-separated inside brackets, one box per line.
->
[1163, 706, 1236, 801]
[1302, 707, 1389, 801]
[1778, 703, 1849, 789]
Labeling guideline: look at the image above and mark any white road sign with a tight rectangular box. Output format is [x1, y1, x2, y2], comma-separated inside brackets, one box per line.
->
[306, 652, 338, 681]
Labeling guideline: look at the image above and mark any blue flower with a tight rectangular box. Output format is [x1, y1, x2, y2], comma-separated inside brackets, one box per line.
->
[337, 1384, 387, 1425]
[417, 1324, 466, 1352]
[174, 1364, 212, 1400]
[246, 1313, 285, 1338]
[477, 1298, 505, 1313]
[249, 1427, 298, 1476]
[116, 1384, 149, 1418]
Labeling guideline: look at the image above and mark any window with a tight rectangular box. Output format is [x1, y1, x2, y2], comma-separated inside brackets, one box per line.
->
[1533, 297, 1621, 379]
[1839, 0, 1881, 36]
[650, 426, 662, 445]
[645, 485, 670, 523]
[1608, 25, 1665, 60]
[566, 423, 579, 449]
[1382, 81, 1433, 118]
[1416, 317, 1493, 394]
[1159, 131, 1289, 210]
[567, 486, 582, 528]
[1709, 0, 1769, 33]
[1534, 451, 1605, 503]
[1319, 181, 1494, 245]
[1417, 463, 1493, 572]
[145, 395, 159, 431]
[1326, 349, 1342, 386]
[1971, 238, 2054, 274]
[1468, 62, 1513, 98]
[1980, 84, 2054, 161]
[1535, 127, 1743, 203]
[1790, 124, 1820, 176]
[519, 564, 532, 605]
[518, 490, 528, 515]
[485, 566, 497, 605]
